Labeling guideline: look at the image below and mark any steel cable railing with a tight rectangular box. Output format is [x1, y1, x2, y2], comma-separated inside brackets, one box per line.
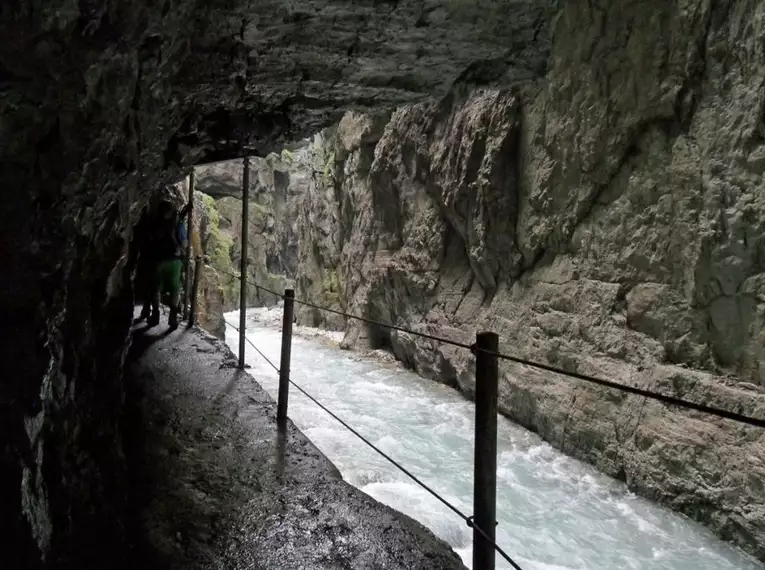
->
[180, 163, 765, 570]
[219, 312, 524, 570]
[234, 282, 765, 430]
[482, 348, 765, 429]
[196, 266, 765, 570]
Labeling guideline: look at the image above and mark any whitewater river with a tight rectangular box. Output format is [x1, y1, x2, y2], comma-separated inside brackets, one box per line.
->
[224, 308, 762, 570]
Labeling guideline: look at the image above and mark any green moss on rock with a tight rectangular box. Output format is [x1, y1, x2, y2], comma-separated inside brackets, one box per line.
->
[321, 268, 343, 307]
[198, 191, 239, 308]
[322, 150, 336, 186]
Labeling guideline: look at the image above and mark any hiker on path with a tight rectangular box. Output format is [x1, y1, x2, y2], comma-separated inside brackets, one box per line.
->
[146, 199, 189, 329]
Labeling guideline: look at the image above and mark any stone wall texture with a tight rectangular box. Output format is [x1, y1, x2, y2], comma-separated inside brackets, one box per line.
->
[268, 0, 765, 559]
[0, 0, 551, 567]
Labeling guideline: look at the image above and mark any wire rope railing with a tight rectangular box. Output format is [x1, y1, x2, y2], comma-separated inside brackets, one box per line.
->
[215, 267, 242, 281]
[231, 279, 765, 430]
[225, 318, 281, 373]
[207, 282, 765, 570]
[219, 311, 523, 570]
[178, 160, 765, 570]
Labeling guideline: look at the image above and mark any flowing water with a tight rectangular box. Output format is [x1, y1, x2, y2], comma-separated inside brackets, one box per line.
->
[224, 308, 763, 570]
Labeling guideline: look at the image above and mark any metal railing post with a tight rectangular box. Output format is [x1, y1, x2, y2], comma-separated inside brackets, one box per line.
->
[238, 157, 250, 368]
[188, 256, 202, 328]
[473, 331, 499, 570]
[277, 289, 295, 427]
[182, 169, 195, 320]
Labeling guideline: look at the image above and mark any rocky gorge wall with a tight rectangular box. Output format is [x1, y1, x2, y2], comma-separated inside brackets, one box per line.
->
[234, 0, 765, 560]
[190, 131, 357, 332]
[0, 0, 552, 567]
[0, 3, 236, 566]
[192, 150, 306, 325]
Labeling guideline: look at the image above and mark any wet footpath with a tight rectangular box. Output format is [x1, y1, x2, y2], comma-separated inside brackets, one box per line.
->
[124, 313, 465, 570]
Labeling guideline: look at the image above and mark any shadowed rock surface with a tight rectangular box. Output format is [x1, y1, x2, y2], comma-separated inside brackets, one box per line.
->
[125, 314, 464, 569]
[0, 1, 552, 568]
[4, 0, 765, 567]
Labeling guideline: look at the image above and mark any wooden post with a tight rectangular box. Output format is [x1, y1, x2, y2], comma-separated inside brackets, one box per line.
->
[276, 289, 295, 427]
[188, 256, 202, 328]
[473, 331, 499, 570]
[182, 170, 195, 320]
[238, 158, 250, 368]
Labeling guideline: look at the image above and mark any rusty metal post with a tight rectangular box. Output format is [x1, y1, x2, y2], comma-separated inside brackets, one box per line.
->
[276, 289, 295, 427]
[182, 169, 195, 320]
[473, 331, 499, 570]
[238, 158, 250, 368]
[188, 256, 202, 328]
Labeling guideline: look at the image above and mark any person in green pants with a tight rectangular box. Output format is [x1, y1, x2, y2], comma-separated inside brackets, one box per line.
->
[147, 199, 188, 330]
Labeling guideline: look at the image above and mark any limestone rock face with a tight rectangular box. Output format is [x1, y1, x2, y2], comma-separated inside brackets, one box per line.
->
[196, 265, 227, 339]
[193, 151, 307, 318]
[281, 0, 765, 560]
[0, 0, 551, 567]
[194, 162, 245, 200]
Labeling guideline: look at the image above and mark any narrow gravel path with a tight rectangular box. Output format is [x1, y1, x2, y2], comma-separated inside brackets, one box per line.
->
[124, 314, 465, 570]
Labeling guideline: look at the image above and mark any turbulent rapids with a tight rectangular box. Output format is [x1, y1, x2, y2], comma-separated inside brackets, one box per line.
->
[225, 308, 763, 570]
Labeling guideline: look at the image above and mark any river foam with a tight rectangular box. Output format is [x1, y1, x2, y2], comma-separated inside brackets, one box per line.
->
[224, 309, 762, 570]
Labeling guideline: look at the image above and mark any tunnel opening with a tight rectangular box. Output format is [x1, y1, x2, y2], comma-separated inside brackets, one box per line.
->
[174, 146, 307, 334]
